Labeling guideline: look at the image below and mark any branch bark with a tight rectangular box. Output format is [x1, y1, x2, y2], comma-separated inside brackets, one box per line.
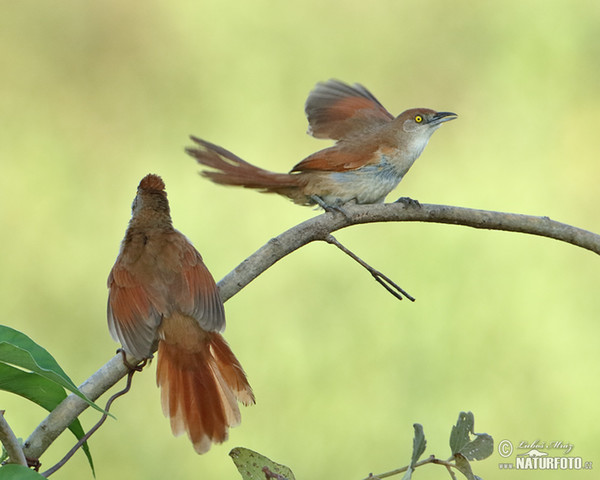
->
[218, 202, 600, 301]
[22, 201, 600, 461]
[22, 354, 133, 461]
[0, 410, 27, 466]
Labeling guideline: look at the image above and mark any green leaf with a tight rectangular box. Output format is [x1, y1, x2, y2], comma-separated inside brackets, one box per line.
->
[454, 453, 476, 480]
[409, 423, 426, 467]
[400, 466, 414, 480]
[230, 448, 295, 480]
[0, 464, 46, 479]
[0, 363, 94, 474]
[0, 363, 70, 411]
[0, 325, 103, 413]
[450, 412, 474, 455]
[449, 411, 493, 462]
[460, 433, 494, 461]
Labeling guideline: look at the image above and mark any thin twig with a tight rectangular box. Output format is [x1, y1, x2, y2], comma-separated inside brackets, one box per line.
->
[23, 351, 143, 461]
[0, 410, 27, 466]
[325, 234, 415, 301]
[362, 455, 457, 480]
[41, 361, 146, 477]
[446, 464, 458, 479]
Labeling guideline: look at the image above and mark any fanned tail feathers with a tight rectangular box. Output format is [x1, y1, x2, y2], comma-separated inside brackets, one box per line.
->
[186, 137, 303, 195]
[156, 333, 254, 454]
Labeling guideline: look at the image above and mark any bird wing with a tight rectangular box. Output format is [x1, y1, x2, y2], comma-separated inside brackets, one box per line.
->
[173, 236, 226, 334]
[107, 261, 165, 359]
[107, 233, 226, 358]
[305, 79, 394, 141]
[291, 142, 383, 173]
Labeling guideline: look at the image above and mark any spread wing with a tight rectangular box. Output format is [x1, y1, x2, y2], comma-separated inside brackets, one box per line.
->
[305, 79, 394, 141]
[107, 233, 225, 359]
[107, 262, 164, 359]
[174, 237, 225, 334]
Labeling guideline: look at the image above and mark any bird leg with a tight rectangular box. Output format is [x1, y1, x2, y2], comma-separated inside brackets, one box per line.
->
[117, 348, 150, 372]
[310, 195, 352, 220]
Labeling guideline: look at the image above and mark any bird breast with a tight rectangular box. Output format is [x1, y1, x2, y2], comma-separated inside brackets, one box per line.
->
[321, 159, 404, 205]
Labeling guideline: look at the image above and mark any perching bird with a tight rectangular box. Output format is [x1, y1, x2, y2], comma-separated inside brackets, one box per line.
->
[187, 79, 456, 209]
[107, 173, 254, 454]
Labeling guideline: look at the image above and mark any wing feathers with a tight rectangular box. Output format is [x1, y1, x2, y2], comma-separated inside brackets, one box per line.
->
[108, 232, 226, 358]
[178, 238, 225, 332]
[305, 79, 393, 140]
[107, 266, 162, 359]
[291, 143, 381, 173]
[156, 329, 254, 453]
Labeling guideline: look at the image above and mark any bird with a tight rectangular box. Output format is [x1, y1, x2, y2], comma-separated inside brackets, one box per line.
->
[186, 79, 457, 210]
[107, 173, 254, 454]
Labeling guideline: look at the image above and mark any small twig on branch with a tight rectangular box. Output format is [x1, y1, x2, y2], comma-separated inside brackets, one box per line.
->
[0, 410, 27, 466]
[41, 361, 145, 477]
[22, 201, 600, 461]
[22, 351, 142, 462]
[325, 234, 415, 301]
[446, 464, 458, 479]
[362, 454, 457, 480]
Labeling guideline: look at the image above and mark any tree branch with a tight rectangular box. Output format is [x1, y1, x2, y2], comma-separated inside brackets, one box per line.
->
[40, 362, 144, 477]
[218, 201, 600, 301]
[0, 410, 27, 466]
[22, 353, 137, 461]
[361, 454, 458, 479]
[22, 201, 600, 461]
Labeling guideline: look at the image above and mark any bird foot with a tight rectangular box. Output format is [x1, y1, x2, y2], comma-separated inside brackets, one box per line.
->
[26, 458, 41, 471]
[395, 196, 421, 208]
[117, 348, 149, 372]
[310, 195, 351, 220]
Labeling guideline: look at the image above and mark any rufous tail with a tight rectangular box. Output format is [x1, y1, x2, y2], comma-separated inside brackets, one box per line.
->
[156, 331, 254, 454]
[186, 136, 304, 196]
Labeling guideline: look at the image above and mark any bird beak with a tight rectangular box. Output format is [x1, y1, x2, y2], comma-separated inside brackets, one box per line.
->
[429, 111, 457, 125]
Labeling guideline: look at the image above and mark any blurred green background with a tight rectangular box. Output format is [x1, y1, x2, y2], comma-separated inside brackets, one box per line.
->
[2, 0, 600, 478]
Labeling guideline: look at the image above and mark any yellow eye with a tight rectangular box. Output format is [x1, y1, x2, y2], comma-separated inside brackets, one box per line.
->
[415, 115, 423, 123]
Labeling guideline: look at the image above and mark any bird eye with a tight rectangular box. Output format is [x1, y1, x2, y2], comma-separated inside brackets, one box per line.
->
[415, 115, 423, 123]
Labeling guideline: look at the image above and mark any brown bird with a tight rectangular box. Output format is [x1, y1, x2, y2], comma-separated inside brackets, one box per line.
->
[186, 79, 457, 209]
[107, 174, 254, 454]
